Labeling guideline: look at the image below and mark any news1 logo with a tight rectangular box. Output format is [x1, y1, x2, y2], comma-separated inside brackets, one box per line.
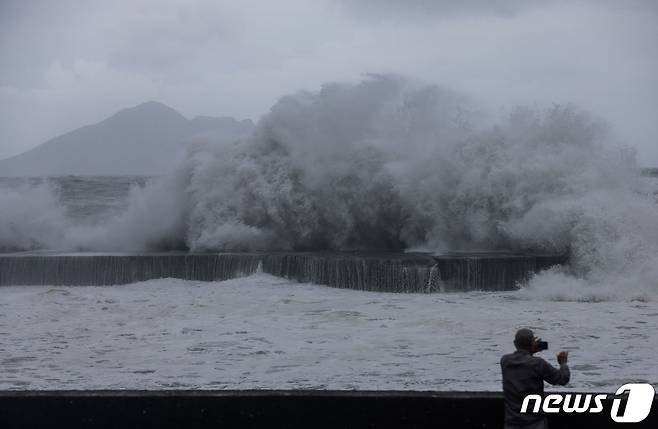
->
[521, 383, 655, 423]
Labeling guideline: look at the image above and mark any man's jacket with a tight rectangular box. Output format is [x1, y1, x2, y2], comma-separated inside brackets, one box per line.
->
[500, 350, 570, 426]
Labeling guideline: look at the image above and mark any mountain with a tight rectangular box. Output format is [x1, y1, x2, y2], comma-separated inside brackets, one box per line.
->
[0, 101, 254, 176]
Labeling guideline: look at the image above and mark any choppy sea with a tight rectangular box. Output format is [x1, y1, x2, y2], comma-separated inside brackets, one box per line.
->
[0, 175, 657, 391]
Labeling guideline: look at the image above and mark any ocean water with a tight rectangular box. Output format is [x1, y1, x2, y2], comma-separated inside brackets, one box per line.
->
[0, 177, 657, 390]
[0, 175, 149, 224]
[1, 274, 656, 391]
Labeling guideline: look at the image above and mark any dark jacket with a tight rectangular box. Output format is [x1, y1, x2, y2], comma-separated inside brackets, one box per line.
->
[500, 350, 570, 426]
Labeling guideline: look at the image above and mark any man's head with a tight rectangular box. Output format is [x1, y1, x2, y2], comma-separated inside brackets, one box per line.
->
[514, 328, 535, 352]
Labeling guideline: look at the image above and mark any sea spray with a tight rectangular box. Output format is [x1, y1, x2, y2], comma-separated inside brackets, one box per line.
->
[0, 181, 67, 251]
[72, 171, 188, 251]
[2, 75, 657, 299]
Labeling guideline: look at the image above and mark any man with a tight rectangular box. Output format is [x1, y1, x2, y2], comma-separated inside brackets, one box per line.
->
[500, 328, 570, 429]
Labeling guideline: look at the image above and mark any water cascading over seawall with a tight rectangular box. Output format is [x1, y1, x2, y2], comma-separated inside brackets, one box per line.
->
[0, 252, 567, 292]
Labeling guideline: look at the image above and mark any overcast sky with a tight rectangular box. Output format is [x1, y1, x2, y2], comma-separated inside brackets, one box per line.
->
[1, 0, 657, 164]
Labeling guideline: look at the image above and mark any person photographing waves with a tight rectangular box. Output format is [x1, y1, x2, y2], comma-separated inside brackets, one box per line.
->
[500, 328, 570, 429]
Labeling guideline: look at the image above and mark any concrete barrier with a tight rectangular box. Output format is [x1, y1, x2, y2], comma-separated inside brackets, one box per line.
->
[0, 390, 654, 428]
[0, 251, 567, 291]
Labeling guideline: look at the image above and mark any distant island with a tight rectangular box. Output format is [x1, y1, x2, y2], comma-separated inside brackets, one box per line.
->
[0, 101, 254, 177]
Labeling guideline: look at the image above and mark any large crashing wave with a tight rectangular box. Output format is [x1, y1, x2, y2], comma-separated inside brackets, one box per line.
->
[2, 75, 657, 298]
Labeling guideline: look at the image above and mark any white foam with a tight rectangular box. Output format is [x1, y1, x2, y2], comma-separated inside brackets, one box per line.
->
[0, 275, 655, 390]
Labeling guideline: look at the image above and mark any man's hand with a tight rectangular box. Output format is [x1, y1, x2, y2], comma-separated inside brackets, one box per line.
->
[557, 351, 569, 365]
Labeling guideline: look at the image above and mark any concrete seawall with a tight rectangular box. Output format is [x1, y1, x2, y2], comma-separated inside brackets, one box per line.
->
[0, 390, 654, 428]
[0, 252, 567, 292]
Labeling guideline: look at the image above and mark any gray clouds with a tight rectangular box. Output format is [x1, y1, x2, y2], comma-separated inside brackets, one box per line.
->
[341, 0, 540, 19]
[0, 0, 657, 163]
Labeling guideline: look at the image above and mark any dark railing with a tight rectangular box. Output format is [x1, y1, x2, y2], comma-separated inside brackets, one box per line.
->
[0, 390, 655, 428]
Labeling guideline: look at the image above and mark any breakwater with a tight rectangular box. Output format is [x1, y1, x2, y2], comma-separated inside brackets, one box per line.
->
[0, 252, 566, 292]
